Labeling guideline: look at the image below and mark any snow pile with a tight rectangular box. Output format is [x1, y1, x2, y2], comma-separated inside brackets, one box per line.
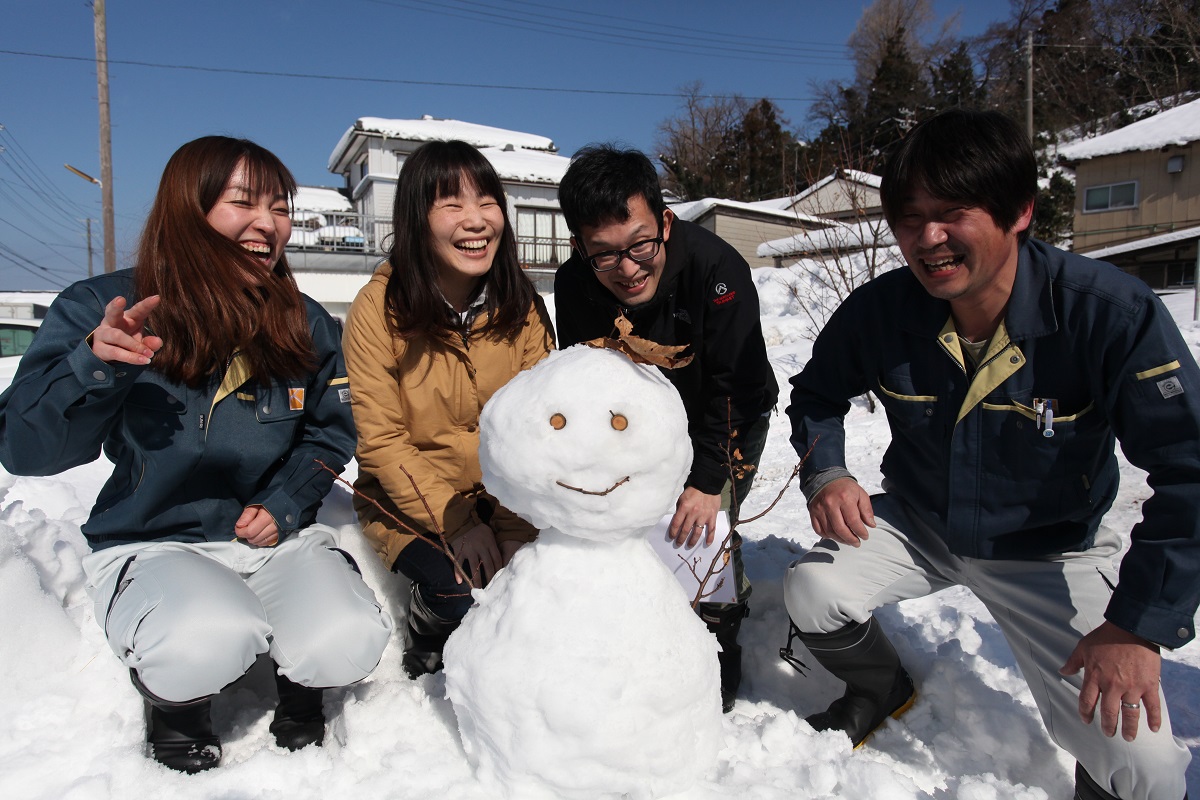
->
[0, 279, 1196, 799]
[445, 346, 721, 798]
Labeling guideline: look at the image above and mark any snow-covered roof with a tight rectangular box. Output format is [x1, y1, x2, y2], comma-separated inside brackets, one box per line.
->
[1058, 98, 1200, 161]
[329, 115, 557, 170]
[294, 186, 351, 213]
[1079, 224, 1200, 259]
[758, 219, 895, 259]
[669, 197, 830, 226]
[478, 146, 571, 186]
[0, 291, 59, 306]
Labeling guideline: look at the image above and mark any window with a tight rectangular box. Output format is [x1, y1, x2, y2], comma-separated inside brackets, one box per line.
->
[514, 207, 571, 267]
[1083, 181, 1137, 212]
[0, 323, 38, 358]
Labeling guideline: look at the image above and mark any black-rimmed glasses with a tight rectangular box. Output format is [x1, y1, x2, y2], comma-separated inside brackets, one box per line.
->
[581, 234, 664, 273]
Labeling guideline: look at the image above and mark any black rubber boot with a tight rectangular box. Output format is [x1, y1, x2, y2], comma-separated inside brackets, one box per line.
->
[130, 669, 220, 773]
[270, 671, 326, 751]
[700, 601, 749, 713]
[798, 617, 916, 748]
[402, 585, 460, 679]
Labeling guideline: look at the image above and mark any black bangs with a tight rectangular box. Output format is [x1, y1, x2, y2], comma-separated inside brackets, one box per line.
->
[424, 140, 507, 205]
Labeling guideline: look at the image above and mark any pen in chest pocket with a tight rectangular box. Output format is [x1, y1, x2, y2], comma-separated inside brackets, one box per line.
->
[1034, 398, 1057, 438]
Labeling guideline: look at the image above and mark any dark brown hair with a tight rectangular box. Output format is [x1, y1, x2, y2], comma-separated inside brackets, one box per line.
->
[384, 140, 536, 341]
[881, 110, 1038, 244]
[134, 136, 314, 387]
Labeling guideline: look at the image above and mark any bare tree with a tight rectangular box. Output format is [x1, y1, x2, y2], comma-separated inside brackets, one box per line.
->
[847, 0, 961, 90]
[655, 82, 749, 202]
[770, 137, 904, 344]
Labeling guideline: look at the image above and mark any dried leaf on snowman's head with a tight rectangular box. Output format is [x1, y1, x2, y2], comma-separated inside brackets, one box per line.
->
[581, 312, 694, 369]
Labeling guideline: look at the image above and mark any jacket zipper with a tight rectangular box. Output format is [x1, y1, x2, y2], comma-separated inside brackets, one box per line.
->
[201, 354, 235, 436]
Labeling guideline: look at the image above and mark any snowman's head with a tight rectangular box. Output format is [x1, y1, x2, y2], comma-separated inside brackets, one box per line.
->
[480, 346, 692, 541]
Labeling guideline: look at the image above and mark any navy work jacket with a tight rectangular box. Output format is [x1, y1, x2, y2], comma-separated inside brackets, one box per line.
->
[789, 240, 1200, 648]
[0, 270, 355, 550]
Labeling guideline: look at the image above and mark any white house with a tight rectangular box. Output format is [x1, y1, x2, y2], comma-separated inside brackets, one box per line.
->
[325, 116, 572, 269]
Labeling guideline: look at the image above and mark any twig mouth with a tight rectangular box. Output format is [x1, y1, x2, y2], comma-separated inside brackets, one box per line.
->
[555, 476, 630, 496]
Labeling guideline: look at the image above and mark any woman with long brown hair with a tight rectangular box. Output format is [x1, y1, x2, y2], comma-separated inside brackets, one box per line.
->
[0, 136, 391, 773]
[344, 140, 553, 678]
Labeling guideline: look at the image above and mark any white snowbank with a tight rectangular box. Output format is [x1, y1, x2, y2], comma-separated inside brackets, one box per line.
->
[0, 279, 1197, 799]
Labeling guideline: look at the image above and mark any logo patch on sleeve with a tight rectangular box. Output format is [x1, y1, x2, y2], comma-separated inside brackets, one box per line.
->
[288, 387, 306, 410]
[1157, 377, 1184, 399]
[338, 387, 352, 404]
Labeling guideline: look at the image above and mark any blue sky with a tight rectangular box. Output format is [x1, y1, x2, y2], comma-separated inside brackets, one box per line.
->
[0, 0, 1007, 290]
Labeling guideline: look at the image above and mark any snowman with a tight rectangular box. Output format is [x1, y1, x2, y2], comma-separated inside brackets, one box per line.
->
[443, 345, 722, 800]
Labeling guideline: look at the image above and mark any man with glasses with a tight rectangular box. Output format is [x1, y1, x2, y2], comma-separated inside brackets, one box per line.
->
[554, 144, 778, 713]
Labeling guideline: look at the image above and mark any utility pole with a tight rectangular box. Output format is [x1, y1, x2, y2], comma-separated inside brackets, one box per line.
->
[85, 219, 94, 278]
[64, 166, 100, 278]
[1026, 32, 1035, 143]
[94, 0, 116, 273]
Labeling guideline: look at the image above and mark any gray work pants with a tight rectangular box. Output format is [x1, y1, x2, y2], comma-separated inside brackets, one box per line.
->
[84, 526, 393, 703]
[784, 493, 1190, 800]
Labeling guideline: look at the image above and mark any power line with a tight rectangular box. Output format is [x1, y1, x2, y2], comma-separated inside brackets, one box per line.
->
[0, 137, 94, 231]
[358, 0, 853, 64]
[0, 49, 824, 102]
[0, 125, 94, 218]
[481, 0, 851, 52]
[0, 243, 76, 288]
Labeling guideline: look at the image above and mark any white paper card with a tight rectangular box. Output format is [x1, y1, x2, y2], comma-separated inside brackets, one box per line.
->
[647, 511, 737, 603]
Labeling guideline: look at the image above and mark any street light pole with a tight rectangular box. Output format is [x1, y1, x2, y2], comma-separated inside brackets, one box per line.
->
[94, 0, 116, 273]
[64, 164, 100, 279]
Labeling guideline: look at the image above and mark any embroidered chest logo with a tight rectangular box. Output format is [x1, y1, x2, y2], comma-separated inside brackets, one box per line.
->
[288, 387, 306, 410]
[1157, 377, 1184, 399]
[338, 387, 352, 404]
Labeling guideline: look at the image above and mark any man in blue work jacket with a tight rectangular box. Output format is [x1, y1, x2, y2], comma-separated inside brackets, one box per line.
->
[784, 109, 1196, 800]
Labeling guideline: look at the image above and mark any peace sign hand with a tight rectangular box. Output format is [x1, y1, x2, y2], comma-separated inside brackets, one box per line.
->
[90, 295, 164, 365]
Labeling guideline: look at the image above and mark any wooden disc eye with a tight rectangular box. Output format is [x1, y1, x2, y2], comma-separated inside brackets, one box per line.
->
[610, 412, 628, 431]
[550, 413, 567, 430]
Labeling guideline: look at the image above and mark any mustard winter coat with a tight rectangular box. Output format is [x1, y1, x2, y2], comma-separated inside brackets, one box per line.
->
[343, 262, 555, 568]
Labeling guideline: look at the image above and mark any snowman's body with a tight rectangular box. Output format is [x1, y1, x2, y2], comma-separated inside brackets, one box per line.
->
[443, 346, 722, 800]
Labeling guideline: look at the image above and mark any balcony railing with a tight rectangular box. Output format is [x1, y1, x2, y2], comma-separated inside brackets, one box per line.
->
[287, 210, 570, 272]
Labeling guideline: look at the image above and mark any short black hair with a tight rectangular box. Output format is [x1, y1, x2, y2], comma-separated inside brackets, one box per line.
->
[558, 143, 667, 235]
[881, 109, 1037, 243]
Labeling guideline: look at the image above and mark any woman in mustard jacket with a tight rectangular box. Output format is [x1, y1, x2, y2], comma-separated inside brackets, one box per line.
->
[343, 140, 554, 677]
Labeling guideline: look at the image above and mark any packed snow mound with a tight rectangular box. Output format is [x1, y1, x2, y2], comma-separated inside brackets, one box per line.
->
[446, 344, 721, 798]
[444, 531, 722, 799]
[478, 345, 691, 541]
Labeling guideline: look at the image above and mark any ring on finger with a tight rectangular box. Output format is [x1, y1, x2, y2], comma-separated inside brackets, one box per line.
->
[1120, 701, 1141, 710]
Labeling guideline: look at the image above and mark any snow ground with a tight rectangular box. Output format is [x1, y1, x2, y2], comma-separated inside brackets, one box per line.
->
[0, 274, 1197, 799]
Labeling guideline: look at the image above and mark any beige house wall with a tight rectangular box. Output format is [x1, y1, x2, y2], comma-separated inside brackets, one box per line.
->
[1073, 144, 1199, 251]
[792, 181, 882, 220]
[703, 213, 827, 268]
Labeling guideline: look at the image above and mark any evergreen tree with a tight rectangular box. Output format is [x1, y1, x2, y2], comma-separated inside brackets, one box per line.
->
[853, 28, 932, 161]
[930, 42, 985, 111]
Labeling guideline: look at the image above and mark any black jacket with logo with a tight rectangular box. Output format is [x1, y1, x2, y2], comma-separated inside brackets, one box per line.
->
[555, 219, 778, 494]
